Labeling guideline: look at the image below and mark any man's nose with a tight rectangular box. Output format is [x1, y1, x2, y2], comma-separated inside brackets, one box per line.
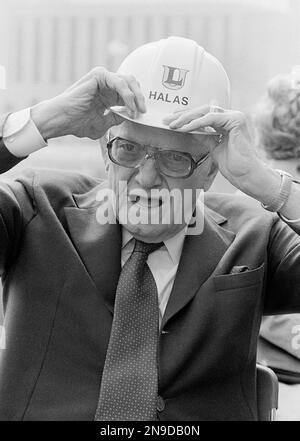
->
[134, 158, 163, 189]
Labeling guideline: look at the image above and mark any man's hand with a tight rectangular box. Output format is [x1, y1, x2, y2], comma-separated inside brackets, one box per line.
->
[31, 67, 146, 140]
[163, 106, 282, 206]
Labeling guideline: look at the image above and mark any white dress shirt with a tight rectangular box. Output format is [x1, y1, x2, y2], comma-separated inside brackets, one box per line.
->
[122, 227, 186, 328]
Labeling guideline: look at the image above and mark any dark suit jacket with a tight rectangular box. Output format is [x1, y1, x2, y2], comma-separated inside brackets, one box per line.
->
[0, 126, 300, 421]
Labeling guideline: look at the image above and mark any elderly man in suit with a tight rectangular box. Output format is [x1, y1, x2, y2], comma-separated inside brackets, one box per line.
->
[1, 37, 300, 421]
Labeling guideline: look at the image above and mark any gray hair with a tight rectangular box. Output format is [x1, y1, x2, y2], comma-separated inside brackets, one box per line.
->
[255, 71, 300, 160]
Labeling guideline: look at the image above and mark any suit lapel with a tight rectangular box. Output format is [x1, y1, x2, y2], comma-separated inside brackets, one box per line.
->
[64, 180, 235, 324]
[64, 183, 121, 314]
[161, 204, 235, 329]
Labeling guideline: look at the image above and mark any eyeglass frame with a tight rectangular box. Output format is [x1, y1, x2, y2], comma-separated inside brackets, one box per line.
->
[106, 136, 211, 179]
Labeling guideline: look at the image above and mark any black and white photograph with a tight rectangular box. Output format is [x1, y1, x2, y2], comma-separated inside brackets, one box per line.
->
[0, 0, 300, 425]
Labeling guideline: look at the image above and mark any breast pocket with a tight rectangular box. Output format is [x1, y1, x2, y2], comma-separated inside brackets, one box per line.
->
[209, 263, 265, 373]
[213, 263, 265, 292]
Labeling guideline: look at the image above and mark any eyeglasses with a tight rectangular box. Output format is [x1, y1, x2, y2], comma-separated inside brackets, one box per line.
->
[106, 137, 210, 178]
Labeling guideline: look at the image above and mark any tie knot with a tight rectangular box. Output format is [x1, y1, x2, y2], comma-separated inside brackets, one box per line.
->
[133, 240, 163, 256]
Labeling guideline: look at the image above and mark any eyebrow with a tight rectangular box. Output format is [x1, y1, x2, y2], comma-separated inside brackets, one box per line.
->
[117, 136, 157, 149]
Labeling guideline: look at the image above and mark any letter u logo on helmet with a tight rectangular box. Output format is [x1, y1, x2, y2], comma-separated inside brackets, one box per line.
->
[162, 66, 189, 90]
[110, 36, 230, 135]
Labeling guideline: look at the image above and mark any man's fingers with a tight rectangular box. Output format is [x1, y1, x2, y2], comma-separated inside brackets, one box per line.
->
[94, 70, 136, 115]
[162, 108, 192, 124]
[174, 117, 212, 133]
[175, 111, 246, 133]
[65, 67, 146, 116]
[110, 76, 137, 113]
[166, 105, 211, 128]
[162, 113, 181, 125]
[176, 115, 223, 133]
[122, 75, 146, 113]
[101, 70, 147, 115]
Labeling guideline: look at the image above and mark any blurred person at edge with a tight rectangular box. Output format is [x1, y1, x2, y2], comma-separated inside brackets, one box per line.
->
[255, 67, 300, 421]
[2, 37, 300, 421]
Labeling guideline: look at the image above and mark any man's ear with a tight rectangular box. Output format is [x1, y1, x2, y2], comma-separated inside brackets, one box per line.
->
[203, 158, 218, 191]
[99, 136, 110, 172]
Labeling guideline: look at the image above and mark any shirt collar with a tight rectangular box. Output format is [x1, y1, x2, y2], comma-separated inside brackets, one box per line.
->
[121, 226, 186, 265]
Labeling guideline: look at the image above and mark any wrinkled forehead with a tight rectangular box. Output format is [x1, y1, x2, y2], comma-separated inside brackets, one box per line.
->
[109, 121, 215, 154]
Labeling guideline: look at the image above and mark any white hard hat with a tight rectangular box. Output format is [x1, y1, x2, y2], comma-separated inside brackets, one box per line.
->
[111, 36, 230, 135]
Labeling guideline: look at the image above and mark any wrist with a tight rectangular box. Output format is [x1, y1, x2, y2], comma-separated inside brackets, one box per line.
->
[31, 98, 65, 140]
[238, 160, 282, 205]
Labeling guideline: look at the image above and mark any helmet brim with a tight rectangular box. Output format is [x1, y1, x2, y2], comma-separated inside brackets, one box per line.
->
[110, 106, 220, 136]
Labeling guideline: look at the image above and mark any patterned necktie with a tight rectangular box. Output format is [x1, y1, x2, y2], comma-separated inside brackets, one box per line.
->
[95, 239, 163, 421]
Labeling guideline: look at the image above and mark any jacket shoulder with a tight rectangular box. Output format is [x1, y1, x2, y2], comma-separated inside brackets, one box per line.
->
[204, 191, 276, 229]
[14, 167, 101, 207]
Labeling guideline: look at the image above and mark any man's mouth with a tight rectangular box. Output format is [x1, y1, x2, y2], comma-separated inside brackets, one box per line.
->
[128, 192, 163, 208]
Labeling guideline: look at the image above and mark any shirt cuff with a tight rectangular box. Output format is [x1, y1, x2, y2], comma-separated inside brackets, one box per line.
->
[3, 108, 47, 157]
[278, 212, 300, 225]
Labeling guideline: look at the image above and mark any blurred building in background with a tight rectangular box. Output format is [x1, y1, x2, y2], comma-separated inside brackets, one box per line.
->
[0, 0, 299, 179]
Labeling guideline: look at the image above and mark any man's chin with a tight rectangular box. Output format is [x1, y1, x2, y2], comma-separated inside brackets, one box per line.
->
[122, 222, 181, 243]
